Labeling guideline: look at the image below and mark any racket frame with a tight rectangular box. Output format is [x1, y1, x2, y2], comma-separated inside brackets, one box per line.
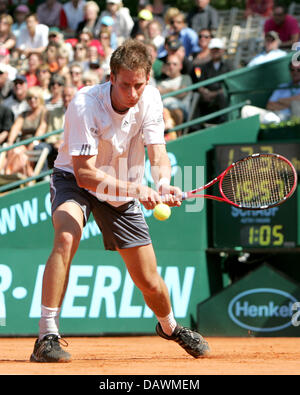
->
[182, 153, 298, 210]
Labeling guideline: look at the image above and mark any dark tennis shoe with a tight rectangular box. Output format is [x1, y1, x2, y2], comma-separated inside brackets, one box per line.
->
[30, 334, 71, 363]
[156, 323, 210, 358]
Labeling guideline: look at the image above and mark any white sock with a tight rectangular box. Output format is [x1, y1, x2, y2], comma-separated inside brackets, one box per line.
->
[157, 310, 177, 336]
[38, 305, 61, 341]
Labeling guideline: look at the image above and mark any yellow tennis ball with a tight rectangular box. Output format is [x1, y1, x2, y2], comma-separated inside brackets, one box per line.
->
[153, 203, 171, 221]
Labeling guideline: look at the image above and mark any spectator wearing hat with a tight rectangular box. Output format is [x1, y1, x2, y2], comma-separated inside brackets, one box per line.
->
[3, 74, 29, 119]
[63, 0, 87, 37]
[0, 103, 14, 145]
[48, 27, 65, 46]
[187, 0, 219, 35]
[37, 0, 68, 29]
[16, 13, 49, 58]
[0, 47, 17, 81]
[76, 1, 101, 37]
[167, 11, 200, 58]
[0, 13, 16, 51]
[130, 8, 153, 39]
[264, 4, 300, 49]
[97, 16, 118, 49]
[0, 64, 13, 103]
[197, 38, 234, 124]
[99, 0, 134, 45]
[159, 35, 194, 78]
[11, 5, 29, 40]
[248, 31, 286, 67]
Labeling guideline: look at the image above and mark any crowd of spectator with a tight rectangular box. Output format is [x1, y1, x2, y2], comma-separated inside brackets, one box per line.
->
[0, 0, 300, 181]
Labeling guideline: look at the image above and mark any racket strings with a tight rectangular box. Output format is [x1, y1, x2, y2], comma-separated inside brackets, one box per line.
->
[221, 155, 296, 208]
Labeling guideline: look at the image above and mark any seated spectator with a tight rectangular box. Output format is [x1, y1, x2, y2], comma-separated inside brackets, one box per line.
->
[162, 7, 181, 38]
[3, 74, 29, 119]
[48, 27, 65, 46]
[147, 19, 165, 50]
[44, 41, 61, 74]
[145, 41, 164, 83]
[24, 52, 43, 88]
[0, 103, 14, 145]
[167, 12, 200, 58]
[264, 4, 300, 49]
[78, 27, 104, 57]
[131, 8, 153, 39]
[98, 28, 113, 73]
[56, 44, 72, 84]
[11, 5, 29, 41]
[46, 74, 64, 111]
[82, 70, 100, 86]
[63, 0, 86, 38]
[157, 53, 193, 134]
[0, 47, 17, 81]
[0, 13, 16, 51]
[97, 15, 118, 50]
[73, 42, 88, 69]
[245, 0, 274, 19]
[247, 31, 286, 67]
[36, 64, 52, 101]
[16, 13, 49, 58]
[242, 61, 300, 124]
[159, 36, 194, 78]
[192, 28, 213, 68]
[99, 0, 134, 45]
[0, 64, 13, 102]
[187, 0, 219, 35]
[37, 0, 67, 29]
[197, 38, 234, 124]
[2, 86, 48, 177]
[44, 85, 77, 168]
[76, 1, 101, 37]
[69, 63, 84, 90]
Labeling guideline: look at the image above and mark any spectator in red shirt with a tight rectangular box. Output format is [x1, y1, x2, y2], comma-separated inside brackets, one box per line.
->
[245, 0, 274, 18]
[264, 4, 300, 49]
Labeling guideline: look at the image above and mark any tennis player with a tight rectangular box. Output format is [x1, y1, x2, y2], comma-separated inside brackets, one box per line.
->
[30, 40, 210, 362]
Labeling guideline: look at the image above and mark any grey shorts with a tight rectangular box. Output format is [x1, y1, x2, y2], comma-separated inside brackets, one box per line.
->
[50, 168, 152, 251]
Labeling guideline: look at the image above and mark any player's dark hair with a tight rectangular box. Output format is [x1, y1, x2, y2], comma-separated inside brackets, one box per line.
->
[110, 39, 152, 78]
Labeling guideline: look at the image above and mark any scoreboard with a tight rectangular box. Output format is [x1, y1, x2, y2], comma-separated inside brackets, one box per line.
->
[212, 143, 299, 249]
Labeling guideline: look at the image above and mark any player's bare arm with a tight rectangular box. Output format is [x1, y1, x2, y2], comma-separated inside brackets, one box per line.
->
[147, 143, 182, 207]
[72, 155, 162, 207]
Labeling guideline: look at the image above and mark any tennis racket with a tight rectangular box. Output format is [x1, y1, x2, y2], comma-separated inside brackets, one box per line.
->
[182, 153, 297, 210]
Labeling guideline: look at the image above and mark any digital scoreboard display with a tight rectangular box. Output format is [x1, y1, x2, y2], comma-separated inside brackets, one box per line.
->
[212, 143, 299, 248]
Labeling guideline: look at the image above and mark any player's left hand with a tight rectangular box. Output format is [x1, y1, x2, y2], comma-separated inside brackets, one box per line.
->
[159, 185, 182, 207]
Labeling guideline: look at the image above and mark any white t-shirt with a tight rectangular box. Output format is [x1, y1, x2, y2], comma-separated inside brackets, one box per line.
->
[16, 23, 49, 50]
[55, 82, 165, 206]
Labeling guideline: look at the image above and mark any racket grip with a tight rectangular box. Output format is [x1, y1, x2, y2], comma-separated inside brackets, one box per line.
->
[182, 192, 188, 200]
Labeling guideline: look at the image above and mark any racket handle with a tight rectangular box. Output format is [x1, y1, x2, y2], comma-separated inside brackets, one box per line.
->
[182, 192, 188, 200]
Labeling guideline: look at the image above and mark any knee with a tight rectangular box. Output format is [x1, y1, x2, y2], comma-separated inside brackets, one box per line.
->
[54, 230, 81, 255]
[140, 274, 162, 296]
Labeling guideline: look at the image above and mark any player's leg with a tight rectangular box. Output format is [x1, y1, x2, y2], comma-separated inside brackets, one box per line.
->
[30, 202, 84, 363]
[118, 244, 210, 358]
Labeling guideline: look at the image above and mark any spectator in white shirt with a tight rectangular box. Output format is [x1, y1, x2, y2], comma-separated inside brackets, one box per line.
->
[248, 31, 286, 67]
[16, 13, 49, 58]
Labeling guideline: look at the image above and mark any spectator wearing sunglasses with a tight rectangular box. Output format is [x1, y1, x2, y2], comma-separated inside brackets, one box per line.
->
[264, 4, 300, 49]
[242, 61, 300, 124]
